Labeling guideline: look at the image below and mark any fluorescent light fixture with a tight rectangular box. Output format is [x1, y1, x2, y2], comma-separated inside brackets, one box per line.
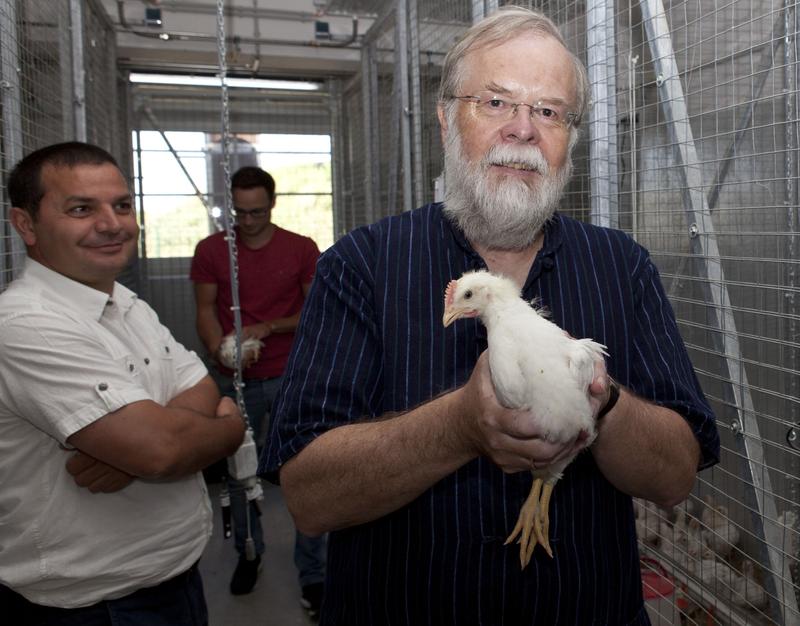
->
[129, 73, 321, 91]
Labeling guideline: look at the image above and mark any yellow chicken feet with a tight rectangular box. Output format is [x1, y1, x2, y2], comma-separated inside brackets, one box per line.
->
[505, 478, 543, 568]
[537, 481, 555, 559]
[505, 478, 556, 568]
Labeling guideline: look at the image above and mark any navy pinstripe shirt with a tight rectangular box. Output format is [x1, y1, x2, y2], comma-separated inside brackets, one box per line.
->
[262, 203, 719, 626]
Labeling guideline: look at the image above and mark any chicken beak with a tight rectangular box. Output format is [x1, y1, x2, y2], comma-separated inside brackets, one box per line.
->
[442, 305, 461, 327]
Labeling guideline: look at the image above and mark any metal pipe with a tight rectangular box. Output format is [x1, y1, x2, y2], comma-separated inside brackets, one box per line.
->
[70, 0, 87, 141]
[587, 0, 619, 229]
[396, 0, 413, 213]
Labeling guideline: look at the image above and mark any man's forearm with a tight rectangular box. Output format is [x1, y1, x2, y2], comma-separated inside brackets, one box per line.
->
[196, 307, 223, 356]
[591, 388, 701, 507]
[280, 390, 477, 536]
[167, 375, 219, 416]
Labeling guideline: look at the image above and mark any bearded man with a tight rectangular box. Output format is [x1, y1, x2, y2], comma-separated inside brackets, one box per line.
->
[261, 7, 719, 625]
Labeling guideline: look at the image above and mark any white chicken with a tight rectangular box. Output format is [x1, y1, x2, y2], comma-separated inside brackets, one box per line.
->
[442, 270, 607, 567]
[700, 496, 740, 560]
[217, 333, 263, 370]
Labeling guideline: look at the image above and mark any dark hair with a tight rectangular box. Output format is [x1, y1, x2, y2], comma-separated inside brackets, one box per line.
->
[8, 142, 120, 218]
[231, 166, 275, 200]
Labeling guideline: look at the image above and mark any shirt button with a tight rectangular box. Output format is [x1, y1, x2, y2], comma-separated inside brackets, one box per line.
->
[98, 382, 108, 391]
[129, 363, 135, 372]
[144, 358, 150, 365]
[165, 346, 170, 354]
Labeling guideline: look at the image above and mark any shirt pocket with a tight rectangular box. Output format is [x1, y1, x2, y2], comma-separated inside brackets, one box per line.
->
[144, 344, 177, 405]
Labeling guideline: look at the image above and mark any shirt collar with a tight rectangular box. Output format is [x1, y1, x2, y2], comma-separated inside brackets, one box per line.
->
[21, 258, 137, 322]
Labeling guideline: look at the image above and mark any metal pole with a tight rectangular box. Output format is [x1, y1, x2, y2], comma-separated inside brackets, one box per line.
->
[0, 0, 25, 288]
[396, 0, 414, 212]
[328, 78, 345, 239]
[587, 0, 619, 228]
[409, 0, 424, 209]
[69, 0, 87, 141]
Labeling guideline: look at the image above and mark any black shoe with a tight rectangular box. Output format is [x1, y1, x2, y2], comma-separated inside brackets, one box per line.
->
[229, 554, 261, 595]
[300, 582, 324, 618]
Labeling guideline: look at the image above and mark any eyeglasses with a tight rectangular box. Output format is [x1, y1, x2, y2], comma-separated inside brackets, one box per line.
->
[451, 92, 578, 129]
[233, 206, 270, 219]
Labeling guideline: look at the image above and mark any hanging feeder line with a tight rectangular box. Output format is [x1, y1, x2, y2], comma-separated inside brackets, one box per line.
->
[215, 0, 248, 427]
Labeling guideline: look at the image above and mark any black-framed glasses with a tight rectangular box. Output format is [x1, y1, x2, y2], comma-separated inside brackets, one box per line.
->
[451, 92, 578, 129]
[233, 206, 270, 219]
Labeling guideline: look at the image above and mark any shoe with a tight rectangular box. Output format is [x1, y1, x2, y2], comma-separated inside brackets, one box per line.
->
[229, 554, 261, 595]
[300, 582, 324, 618]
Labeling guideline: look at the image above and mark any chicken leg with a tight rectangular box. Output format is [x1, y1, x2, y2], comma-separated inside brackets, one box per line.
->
[505, 476, 556, 567]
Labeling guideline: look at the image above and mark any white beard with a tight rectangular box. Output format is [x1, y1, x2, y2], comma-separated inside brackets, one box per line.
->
[442, 125, 572, 251]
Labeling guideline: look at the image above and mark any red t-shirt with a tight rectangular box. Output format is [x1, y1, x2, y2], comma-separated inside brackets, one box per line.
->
[190, 226, 320, 378]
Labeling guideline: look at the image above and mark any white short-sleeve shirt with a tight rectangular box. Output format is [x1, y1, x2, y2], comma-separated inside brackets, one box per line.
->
[0, 259, 213, 607]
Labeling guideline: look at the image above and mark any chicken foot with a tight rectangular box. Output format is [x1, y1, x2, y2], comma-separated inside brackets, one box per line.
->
[505, 478, 556, 568]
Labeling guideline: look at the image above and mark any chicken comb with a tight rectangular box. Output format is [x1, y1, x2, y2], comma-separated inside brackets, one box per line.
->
[444, 279, 458, 308]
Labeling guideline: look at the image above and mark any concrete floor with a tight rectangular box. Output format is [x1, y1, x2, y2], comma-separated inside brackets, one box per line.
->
[199, 481, 315, 626]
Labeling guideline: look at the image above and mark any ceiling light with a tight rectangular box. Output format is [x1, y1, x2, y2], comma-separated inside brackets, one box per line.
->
[129, 73, 321, 91]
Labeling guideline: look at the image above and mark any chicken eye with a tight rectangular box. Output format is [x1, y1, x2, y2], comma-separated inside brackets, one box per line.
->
[464, 290, 473, 299]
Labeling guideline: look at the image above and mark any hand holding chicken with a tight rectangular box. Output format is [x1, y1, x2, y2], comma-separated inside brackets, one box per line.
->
[443, 270, 608, 567]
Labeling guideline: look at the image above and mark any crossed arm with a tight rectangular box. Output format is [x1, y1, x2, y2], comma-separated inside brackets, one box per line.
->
[66, 375, 245, 491]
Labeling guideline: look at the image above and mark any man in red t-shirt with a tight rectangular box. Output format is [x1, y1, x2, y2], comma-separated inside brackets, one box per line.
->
[190, 166, 326, 614]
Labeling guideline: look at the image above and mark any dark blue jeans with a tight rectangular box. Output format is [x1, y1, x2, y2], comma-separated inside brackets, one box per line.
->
[0, 562, 207, 625]
[223, 376, 327, 585]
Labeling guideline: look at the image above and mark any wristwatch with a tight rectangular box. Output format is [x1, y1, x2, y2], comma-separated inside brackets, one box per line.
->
[597, 377, 620, 421]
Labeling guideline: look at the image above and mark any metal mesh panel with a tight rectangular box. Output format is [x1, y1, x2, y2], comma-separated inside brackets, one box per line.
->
[517, 1, 799, 623]
[0, 0, 128, 292]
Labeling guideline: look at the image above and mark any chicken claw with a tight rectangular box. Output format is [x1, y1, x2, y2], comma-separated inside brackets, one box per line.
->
[505, 478, 556, 568]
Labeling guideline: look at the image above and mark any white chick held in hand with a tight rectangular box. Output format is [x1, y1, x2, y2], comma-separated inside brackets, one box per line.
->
[217, 334, 263, 370]
[443, 270, 608, 567]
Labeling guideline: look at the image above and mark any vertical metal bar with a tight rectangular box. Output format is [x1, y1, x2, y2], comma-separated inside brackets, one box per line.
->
[361, 44, 376, 224]
[472, 0, 499, 22]
[587, 0, 619, 228]
[472, 0, 485, 23]
[629, 53, 639, 239]
[408, 0, 424, 209]
[328, 78, 345, 240]
[396, 0, 414, 213]
[0, 0, 25, 288]
[69, 0, 87, 141]
[58, 3, 75, 140]
[640, 1, 799, 623]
